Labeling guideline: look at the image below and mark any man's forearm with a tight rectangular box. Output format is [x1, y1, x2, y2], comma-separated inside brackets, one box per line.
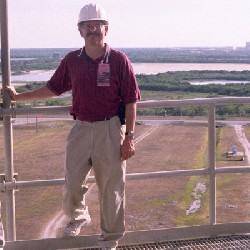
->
[10, 86, 55, 101]
[121, 102, 137, 160]
[125, 102, 136, 132]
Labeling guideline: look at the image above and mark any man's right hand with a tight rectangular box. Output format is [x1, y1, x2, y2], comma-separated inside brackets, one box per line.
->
[3, 85, 19, 101]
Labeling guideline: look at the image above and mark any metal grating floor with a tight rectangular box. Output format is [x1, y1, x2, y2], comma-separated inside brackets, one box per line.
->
[88, 235, 250, 250]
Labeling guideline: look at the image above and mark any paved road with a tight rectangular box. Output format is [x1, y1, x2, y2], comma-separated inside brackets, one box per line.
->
[137, 119, 250, 126]
[2, 117, 250, 127]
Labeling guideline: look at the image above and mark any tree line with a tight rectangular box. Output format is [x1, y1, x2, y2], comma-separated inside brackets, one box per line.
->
[137, 71, 250, 96]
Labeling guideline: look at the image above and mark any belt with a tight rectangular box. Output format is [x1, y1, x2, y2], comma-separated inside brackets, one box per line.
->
[76, 117, 113, 123]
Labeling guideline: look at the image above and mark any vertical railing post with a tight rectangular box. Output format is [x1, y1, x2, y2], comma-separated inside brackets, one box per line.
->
[0, 0, 16, 241]
[208, 104, 216, 225]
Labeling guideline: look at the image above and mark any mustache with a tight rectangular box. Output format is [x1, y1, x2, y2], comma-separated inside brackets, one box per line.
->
[87, 33, 101, 37]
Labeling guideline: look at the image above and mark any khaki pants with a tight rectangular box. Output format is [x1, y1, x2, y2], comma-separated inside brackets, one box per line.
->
[62, 116, 126, 247]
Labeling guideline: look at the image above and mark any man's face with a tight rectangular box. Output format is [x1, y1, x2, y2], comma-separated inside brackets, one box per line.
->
[78, 20, 108, 46]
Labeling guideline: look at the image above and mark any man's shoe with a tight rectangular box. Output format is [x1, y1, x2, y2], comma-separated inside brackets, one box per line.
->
[63, 215, 91, 237]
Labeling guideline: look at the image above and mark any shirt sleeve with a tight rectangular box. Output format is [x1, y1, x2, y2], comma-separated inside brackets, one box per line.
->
[118, 53, 141, 105]
[46, 56, 72, 96]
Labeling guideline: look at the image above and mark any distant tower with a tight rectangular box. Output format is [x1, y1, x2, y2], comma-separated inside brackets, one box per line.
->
[246, 42, 250, 50]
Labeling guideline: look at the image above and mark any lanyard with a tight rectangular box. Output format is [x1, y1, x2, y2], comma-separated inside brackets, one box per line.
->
[98, 47, 110, 86]
[103, 46, 110, 64]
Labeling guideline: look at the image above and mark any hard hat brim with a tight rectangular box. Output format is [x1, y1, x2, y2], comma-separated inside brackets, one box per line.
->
[77, 18, 109, 25]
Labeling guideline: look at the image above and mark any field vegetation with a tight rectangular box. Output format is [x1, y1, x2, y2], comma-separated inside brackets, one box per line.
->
[1, 47, 250, 240]
[0, 119, 249, 240]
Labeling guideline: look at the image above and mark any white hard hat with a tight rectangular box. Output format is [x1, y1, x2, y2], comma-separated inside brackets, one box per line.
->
[78, 3, 109, 25]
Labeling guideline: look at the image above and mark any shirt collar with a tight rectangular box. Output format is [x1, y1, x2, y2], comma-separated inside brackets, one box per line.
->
[78, 43, 110, 63]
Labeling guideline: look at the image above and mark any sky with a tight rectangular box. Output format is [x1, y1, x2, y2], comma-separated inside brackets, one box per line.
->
[4, 0, 250, 48]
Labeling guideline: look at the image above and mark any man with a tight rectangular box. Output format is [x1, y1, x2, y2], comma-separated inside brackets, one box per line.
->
[5, 3, 140, 250]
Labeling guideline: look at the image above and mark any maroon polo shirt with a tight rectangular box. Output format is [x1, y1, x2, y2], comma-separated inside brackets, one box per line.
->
[46, 44, 140, 122]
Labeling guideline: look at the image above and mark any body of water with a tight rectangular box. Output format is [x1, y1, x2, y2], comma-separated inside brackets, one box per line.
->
[190, 80, 250, 85]
[7, 62, 250, 83]
[133, 63, 250, 74]
[0, 58, 35, 62]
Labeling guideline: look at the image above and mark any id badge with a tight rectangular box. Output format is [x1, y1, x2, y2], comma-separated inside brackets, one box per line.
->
[97, 63, 110, 86]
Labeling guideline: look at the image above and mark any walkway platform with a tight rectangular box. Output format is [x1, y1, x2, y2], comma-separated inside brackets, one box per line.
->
[4, 235, 250, 250]
[112, 235, 250, 250]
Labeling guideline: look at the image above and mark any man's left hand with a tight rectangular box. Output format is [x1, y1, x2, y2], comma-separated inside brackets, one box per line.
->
[121, 138, 135, 161]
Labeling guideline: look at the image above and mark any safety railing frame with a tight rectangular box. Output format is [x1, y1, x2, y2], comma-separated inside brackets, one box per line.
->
[1, 0, 16, 245]
[1, 0, 250, 248]
[0, 98, 250, 249]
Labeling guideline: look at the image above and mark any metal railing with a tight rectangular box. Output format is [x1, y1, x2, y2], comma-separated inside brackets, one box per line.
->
[0, 98, 250, 249]
[1, 0, 250, 248]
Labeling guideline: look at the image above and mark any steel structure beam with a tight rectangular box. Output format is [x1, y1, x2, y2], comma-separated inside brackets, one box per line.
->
[1, 166, 250, 191]
[208, 104, 216, 225]
[3, 223, 250, 250]
[0, 0, 16, 242]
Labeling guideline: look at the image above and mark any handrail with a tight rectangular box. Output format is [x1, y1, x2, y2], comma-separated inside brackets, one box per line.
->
[1, 166, 250, 191]
[1, 96, 250, 117]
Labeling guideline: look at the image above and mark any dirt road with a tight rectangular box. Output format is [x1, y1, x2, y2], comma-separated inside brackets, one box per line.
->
[234, 125, 250, 164]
